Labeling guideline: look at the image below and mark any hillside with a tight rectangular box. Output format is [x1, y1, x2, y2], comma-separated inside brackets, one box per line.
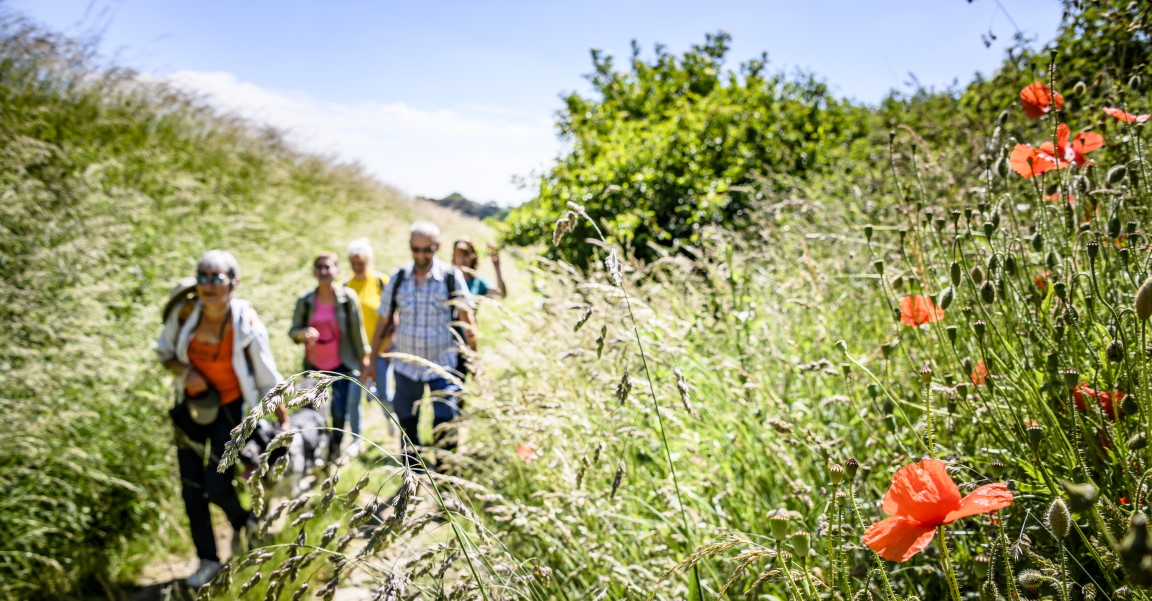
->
[0, 15, 497, 599]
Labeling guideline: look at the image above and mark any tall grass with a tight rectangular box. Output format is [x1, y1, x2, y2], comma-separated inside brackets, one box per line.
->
[0, 14, 489, 598]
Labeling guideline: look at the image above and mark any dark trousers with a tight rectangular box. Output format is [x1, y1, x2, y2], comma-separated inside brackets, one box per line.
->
[176, 401, 250, 562]
[393, 371, 460, 468]
[326, 368, 357, 455]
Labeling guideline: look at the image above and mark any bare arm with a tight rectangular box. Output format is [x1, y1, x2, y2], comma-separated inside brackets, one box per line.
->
[489, 245, 507, 299]
[460, 309, 477, 352]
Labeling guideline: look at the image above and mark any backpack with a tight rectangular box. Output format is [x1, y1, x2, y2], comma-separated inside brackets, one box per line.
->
[162, 277, 257, 375]
[386, 266, 470, 377]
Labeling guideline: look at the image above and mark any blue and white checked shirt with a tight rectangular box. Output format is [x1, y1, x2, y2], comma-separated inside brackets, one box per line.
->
[379, 257, 472, 382]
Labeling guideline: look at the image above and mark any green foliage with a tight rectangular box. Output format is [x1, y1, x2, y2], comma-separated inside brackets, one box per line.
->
[501, 32, 870, 267]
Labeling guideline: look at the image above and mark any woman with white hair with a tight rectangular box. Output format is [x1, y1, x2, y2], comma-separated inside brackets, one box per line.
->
[344, 238, 394, 446]
[156, 250, 289, 589]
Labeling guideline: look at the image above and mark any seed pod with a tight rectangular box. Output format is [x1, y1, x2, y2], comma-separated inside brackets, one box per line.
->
[1004, 254, 1017, 276]
[864, 224, 873, 242]
[989, 459, 1004, 478]
[1123, 394, 1140, 417]
[980, 280, 996, 304]
[946, 324, 958, 345]
[973, 320, 986, 341]
[1107, 339, 1126, 362]
[1108, 165, 1128, 185]
[873, 260, 884, 275]
[1063, 304, 1079, 324]
[1047, 498, 1072, 538]
[1128, 432, 1148, 451]
[1027, 423, 1045, 446]
[1046, 251, 1058, 269]
[919, 365, 933, 385]
[950, 262, 961, 286]
[987, 255, 999, 274]
[1136, 278, 1152, 321]
[1054, 281, 1068, 299]
[845, 457, 859, 480]
[938, 286, 955, 310]
[1109, 217, 1123, 239]
[1086, 240, 1100, 261]
[891, 275, 904, 290]
[1062, 369, 1080, 391]
[983, 222, 995, 238]
[790, 531, 811, 557]
[767, 509, 791, 540]
[828, 463, 844, 485]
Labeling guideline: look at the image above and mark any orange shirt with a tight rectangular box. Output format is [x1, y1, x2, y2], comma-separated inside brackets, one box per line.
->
[187, 324, 242, 405]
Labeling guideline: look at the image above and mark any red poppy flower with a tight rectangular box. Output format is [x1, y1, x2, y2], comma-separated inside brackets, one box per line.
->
[1073, 384, 1126, 421]
[1034, 271, 1051, 290]
[1010, 124, 1103, 177]
[516, 444, 537, 461]
[1020, 83, 1064, 119]
[900, 295, 945, 327]
[971, 359, 988, 385]
[863, 458, 1013, 562]
[1104, 107, 1150, 124]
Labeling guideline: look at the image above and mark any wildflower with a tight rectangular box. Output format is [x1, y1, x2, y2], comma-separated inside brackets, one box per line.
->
[1010, 124, 1103, 177]
[1073, 384, 1126, 421]
[862, 458, 1013, 562]
[516, 444, 537, 461]
[1035, 271, 1051, 290]
[970, 358, 989, 385]
[1104, 107, 1150, 124]
[1020, 82, 1064, 118]
[900, 295, 945, 327]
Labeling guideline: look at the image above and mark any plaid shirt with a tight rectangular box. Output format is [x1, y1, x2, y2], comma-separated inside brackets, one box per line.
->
[379, 257, 471, 382]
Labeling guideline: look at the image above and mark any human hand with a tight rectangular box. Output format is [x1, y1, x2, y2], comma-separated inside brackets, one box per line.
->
[487, 243, 501, 267]
[362, 363, 376, 386]
[302, 327, 319, 345]
[184, 369, 209, 396]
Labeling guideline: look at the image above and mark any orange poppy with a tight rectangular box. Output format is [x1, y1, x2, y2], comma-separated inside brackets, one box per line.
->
[1020, 83, 1064, 119]
[516, 444, 538, 461]
[1073, 384, 1126, 421]
[863, 458, 1013, 562]
[1010, 124, 1103, 177]
[1104, 107, 1150, 124]
[970, 358, 988, 385]
[1034, 270, 1051, 290]
[900, 295, 944, 327]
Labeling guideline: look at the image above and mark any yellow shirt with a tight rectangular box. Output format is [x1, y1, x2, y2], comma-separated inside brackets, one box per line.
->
[346, 272, 390, 354]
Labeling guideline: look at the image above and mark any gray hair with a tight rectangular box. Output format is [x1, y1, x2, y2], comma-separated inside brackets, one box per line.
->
[197, 249, 240, 279]
[409, 221, 441, 243]
[347, 237, 374, 258]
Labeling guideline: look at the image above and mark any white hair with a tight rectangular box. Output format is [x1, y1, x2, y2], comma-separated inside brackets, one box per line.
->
[409, 221, 441, 243]
[197, 249, 240, 278]
[347, 237, 374, 258]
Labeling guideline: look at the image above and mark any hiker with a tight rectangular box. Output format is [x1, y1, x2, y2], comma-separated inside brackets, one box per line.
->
[289, 253, 371, 459]
[363, 221, 476, 470]
[452, 238, 507, 298]
[156, 250, 289, 589]
[345, 237, 396, 427]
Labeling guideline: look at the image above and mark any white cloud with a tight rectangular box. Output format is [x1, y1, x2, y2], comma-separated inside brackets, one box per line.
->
[164, 71, 560, 205]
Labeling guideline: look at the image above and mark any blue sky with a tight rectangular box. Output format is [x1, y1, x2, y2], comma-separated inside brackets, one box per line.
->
[7, 1, 1064, 205]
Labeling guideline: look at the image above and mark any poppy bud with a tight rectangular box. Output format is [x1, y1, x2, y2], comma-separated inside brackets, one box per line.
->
[840, 362, 851, 378]
[1046, 251, 1058, 270]
[835, 339, 848, 354]
[1062, 369, 1079, 391]
[1086, 240, 1100, 261]
[1045, 182, 1060, 196]
[1054, 281, 1067, 299]
[867, 384, 879, 400]
[873, 260, 884, 275]
[1128, 221, 1139, 235]
[1004, 254, 1017, 276]
[1018, 569, 1046, 589]
[845, 457, 859, 480]
[1031, 232, 1044, 252]
[962, 356, 973, 374]
[996, 157, 1009, 179]
[891, 275, 904, 290]
[946, 324, 958, 345]
[1063, 304, 1079, 324]
[790, 531, 811, 557]
[1129, 432, 1148, 451]
[1129, 75, 1144, 92]
[971, 265, 985, 285]
[1120, 513, 1152, 586]
[998, 109, 1010, 124]
[1107, 339, 1126, 363]
[973, 320, 986, 341]
[1123, 394, 1140, 417]
[983, 222, 995, 238]
[1073, 80, 1088, 96]
[882, 398, 895, 415]
[955, 382, 969, 401]
[1027, 423, 1045, 446]
[1105, 218, 1122, 240]
[989, 458, 1005, 478]
[1047, 498, 1072, 539]
[864, 224, 873, 242]
[949, 262, 961, 286]
[938, 286, 955, 310]
[980, 280, 996, 304]
[828, 463, 844, 485]
[986, 255, 999, 274]
[1136, 277, 1152, 321]
[1121, 247, 1131, 264]
[1061, 479, 1099, 513]
[980, 580, 999, 601]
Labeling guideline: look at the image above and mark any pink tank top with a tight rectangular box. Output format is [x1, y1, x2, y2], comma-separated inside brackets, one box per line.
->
[306, 301, 343, 371]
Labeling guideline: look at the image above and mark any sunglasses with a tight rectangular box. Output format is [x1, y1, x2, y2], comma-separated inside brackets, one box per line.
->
[410, 246, 435, 254]
[196, 272, 231, 286]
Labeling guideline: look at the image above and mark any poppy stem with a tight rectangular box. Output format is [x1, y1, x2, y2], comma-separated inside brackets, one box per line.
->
[935, 526, 962, 601]
[923, 377, 936, 460]
[848, 480, 898, 601]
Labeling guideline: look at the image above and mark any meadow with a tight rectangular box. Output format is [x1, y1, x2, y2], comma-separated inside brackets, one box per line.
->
[4, 2, 1152, 601]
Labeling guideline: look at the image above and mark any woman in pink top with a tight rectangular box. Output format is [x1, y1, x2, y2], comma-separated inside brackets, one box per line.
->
[290, 253, 370, 461]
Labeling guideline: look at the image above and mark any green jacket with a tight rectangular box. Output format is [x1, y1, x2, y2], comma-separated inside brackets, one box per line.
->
[289, 285, 369, 374]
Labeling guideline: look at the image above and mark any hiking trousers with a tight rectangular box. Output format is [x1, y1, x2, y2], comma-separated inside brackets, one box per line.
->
[176, 400, 250, 562]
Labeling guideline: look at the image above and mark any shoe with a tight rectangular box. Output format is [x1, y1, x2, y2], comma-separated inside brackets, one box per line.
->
[187, 559, 222, 588]
[347, 439, 363, 458]
[231, 514, 258, 559]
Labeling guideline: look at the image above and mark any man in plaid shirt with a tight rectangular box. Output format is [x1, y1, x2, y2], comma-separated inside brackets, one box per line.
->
[364, 221, 475, 469]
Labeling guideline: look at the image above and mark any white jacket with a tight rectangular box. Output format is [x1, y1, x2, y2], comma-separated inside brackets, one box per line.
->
[156, 298, 283, 412]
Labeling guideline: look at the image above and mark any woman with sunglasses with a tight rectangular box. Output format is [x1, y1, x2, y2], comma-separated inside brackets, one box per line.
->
[289, 252, 370, 461]
[156, 250, 288, 589]
[451, 238, 506, 299]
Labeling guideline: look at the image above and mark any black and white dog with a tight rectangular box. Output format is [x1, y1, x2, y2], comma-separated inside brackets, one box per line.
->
[239, 408, 330, 500]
